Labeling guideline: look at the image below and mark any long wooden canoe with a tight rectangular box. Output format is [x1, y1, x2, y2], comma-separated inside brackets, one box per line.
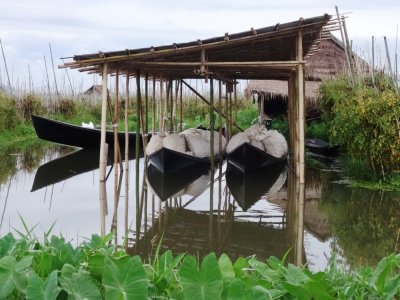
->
[31, 114, 149, 150]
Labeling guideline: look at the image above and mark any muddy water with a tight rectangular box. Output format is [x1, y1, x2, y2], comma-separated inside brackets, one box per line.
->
[0, 146, 399, 270]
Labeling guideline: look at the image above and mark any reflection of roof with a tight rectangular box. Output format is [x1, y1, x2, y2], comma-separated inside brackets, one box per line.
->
[61, 14, 333, 80]
[131, 207, 290, 261]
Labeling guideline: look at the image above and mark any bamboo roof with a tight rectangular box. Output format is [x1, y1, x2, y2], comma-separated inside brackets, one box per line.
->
[60, 14, 335, 80]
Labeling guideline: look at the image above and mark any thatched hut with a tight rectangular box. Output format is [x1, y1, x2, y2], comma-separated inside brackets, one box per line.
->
[246, 34, 347, 118]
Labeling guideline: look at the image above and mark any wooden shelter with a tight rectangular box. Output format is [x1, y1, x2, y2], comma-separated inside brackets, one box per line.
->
[60, 14, 338, 236]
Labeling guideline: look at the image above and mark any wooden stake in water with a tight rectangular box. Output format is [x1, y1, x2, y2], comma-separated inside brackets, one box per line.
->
[209, 78, 215, 247]
[135, 70, 142, 246]
[0, 38, 12, 91]
[113, 71, 120, 239]
[43, 55, 52, 108]
[99, 64, 109, 237]
[124, 71, 130, 242]
[49, 42, 59, 97]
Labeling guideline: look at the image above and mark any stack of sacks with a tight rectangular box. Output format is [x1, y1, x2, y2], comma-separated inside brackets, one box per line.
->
[145, 128, 227, 158]
[226, 124, 288, 159]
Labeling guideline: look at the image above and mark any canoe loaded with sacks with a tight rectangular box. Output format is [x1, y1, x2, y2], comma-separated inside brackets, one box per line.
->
[145, 128, 226, 173]
[226, 124, 288, 173]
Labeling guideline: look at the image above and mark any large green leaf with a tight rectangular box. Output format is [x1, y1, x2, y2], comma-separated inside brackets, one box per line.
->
[179, 253, 223, 300]
[26, 270, 60, 300]
[0, 255, 33, 298]
[370, 254, 395, 293]
[383, 274, 400, 300]
[0, 234, 15, 258]
[228, 279, 282, 300]
[102, 255, 148, 300]
[59, 264, 101, 300]
[248, 258, 279, 282]
[218, 254, 235, 283]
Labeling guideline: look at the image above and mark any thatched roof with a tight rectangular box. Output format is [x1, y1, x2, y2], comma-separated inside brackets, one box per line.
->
[60, 14, 336, 81]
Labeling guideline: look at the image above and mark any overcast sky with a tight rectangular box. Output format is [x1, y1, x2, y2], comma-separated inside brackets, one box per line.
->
[0, 0, 399, 93]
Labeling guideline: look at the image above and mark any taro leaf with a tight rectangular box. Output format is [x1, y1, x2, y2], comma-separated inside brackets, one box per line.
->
[0, 256, 17, 299]
[248, 258, 279, 282]
[218, 254, 235, 283]
[370, 254, 395, 293]
[59, 264, 101, 300]
[228, 278, 282, 300]
[233, 257, 249, 277]
[156, 251, 184, 284]
[281, 264, 310, 285]
[0, 255, 33, 298]
[34, 251, 53, 278]
[0, 233, 15, 258]
[102, 255, 148, 300]
[179, 253, 223, 300]
[88, 253, 106, 280]
[383, 274, 400, 300]
[26, 270, 60, 300]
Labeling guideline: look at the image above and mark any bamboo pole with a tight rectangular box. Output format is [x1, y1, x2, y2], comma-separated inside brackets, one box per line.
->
[124, 71, 130, 242]
[0, 38, 11, 91]
[61, 58, 75, 96]
[152, 79, 156, 134]
[372, 36, 375, 87]
[234, 80, 238, 125]
[209, 77, 215, 249]
[181, 80, 243, 132]
[335, 6, 353, 83]
[296, 31, 305, 183]
[145, 72, 149, 133]
[49, 42, 59, 97]
[342, 16, 356, 82]
[179, 79, 183, 132]
[159, 78, 163, 133]
[135, 69, 141, 246]
[43, 55, 52, 108]
[99, 63, 109, 237]
[113, 71, 120, 235]
[384, 36, 397, 90]
[225, 83, 230, 141]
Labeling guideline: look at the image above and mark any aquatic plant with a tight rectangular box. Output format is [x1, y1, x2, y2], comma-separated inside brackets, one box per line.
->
[0, 233, 399, 299]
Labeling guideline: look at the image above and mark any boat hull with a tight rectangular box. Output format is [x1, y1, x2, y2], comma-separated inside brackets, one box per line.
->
[31, 114, 148, 150]
[227, 142, 284, 173]
[148, 147, 215, 173]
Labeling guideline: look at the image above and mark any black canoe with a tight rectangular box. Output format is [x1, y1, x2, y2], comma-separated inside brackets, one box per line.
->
[305, 138, 338, 157]
[148, 147, 221, 173]
[146, 163, 210, 201]
[227, 142, 285, 173]
[31, 114, 149, 150]
[226, 161, 286, 211]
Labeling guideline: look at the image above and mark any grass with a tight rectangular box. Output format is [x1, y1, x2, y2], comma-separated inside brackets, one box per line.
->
[0, 231, 399, 299]
[0, 122, 46, 153]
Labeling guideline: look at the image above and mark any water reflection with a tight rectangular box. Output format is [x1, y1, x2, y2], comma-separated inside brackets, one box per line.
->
[1, 147, 399, 270]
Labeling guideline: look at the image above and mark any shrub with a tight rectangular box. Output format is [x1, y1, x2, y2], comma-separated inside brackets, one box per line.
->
[0, 93, 20, 131]
[19, 94, 45, 120]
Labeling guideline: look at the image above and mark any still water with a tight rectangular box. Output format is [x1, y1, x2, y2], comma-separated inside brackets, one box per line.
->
[0, 145, 399, 271]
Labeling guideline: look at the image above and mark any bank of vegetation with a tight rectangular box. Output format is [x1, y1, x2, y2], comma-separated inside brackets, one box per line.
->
[0, 232, 399, 300]
[319, 74, 400, 187]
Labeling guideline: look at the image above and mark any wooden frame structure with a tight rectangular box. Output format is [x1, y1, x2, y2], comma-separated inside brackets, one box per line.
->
[60, 14, 335, 236]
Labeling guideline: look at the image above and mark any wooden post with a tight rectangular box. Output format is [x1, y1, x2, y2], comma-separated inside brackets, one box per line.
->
[372, 36, 375, 87]
[209, 77, 214, 249]
[179, 79, 183, 132]
[124, 71, 130, 242]
[296, 31, 305, 183]
[135, 70, 141, 245]
[152, 79, 156, 134]
[159, 79, 163, 133]
[342, 16, 356, 82]
[145, 72, 149, 134]
[113, 70, 120, 234]
[225, 83, 230, 141]
[99, 63, 109, 237]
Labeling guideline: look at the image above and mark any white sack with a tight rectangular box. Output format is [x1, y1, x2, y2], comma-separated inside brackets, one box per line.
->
[262, 130, 288, 159]
[181, 128, 226, 158]
[249, 136, 265, 151]
[226, 132, 250, 153]
[145, 134, 165, 156]
[163, 133, 186, 153]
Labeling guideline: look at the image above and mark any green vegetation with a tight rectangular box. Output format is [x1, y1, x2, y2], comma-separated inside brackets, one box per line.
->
[0, 232, 399, 299]
[320, 75, 400, 181]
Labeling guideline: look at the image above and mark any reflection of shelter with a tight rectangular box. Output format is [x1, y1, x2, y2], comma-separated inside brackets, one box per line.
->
[131, 207, 290, 262]
[267, 169, 331, 241]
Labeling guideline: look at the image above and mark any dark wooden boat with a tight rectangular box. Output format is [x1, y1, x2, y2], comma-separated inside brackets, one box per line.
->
[146, 164, 210, 201]
[227, 142, 285, 173]
[226, 161, 286, 211]
[31, 114, 148, 150]
[305, 138, 338, 156]
[148, 147, 220, 173]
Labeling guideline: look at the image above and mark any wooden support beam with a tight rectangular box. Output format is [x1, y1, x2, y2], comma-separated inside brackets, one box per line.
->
[124, 70, 130, 242]
[181, 80, 243, 132]
[296, 31, 305, 183]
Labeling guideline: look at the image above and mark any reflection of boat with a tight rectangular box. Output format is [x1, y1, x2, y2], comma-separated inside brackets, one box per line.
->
[305, 138, 337, 156]
[146, 163, 210, 201]
[148, 148, 218, 173]
[226, 161, 286, 211]
[31, 148, 136, 192]
[31, 148, 100, 191]
[227, 142, 285, 173]
[31, 114, 149, 150]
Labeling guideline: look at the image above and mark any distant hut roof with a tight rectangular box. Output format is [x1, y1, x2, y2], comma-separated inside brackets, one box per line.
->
[83, 85, 103, 95]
